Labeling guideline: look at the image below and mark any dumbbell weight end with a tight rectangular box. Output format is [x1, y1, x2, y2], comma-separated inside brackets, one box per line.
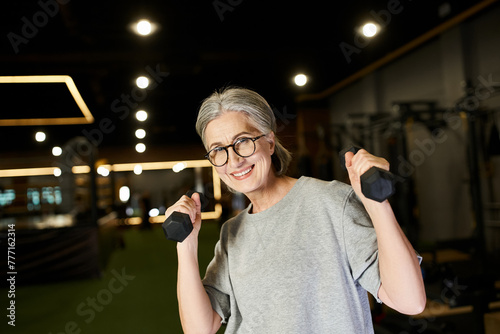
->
[162, 191, 208, 243]
[339, 146, 396, 202]
[162, 211, 193, 242]
[360, 166, 396, 202]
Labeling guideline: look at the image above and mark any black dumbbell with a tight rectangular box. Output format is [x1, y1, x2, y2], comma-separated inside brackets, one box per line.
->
[162, 191, 208, 242]
[339, 146, 396, 202]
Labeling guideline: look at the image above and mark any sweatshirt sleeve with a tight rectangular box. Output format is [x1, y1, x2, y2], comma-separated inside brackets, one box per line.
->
[341, 189, 382, 303]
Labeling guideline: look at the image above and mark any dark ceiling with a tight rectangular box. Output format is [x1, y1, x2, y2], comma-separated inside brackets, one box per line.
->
[0, 0, 490, 159]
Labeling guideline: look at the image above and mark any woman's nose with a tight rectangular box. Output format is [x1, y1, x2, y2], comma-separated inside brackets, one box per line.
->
[227, 147, 243, 167]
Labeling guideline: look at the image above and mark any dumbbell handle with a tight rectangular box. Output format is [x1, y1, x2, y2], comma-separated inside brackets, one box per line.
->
[162, 191, 206, 242]
[339, 146, 396, 202]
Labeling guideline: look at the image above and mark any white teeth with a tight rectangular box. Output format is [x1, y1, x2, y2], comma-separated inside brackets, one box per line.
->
[233, 166, 252, 177]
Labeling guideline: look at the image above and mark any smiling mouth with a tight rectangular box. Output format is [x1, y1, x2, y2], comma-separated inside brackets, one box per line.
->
[232, 165, 254, 177]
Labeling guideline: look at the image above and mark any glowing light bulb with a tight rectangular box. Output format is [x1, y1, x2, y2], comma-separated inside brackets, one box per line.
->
[136, 76, 149, 89]
[134, 164, 143, 175]
[136, 110, 148, 122]
[173, 162, 187, 173]
[362, 22, 379, 37]
[135, 143, 146, 153]
[136, 20, 152, 36]
[52, 146, 62, 156]
[97, 166, 110, 177]
[35, 131, 46, 142]
[294, 74, 308, 87]
[135, 129, 146, 139]
[149, 208, 160, 217]
[119, 186, 131, 202]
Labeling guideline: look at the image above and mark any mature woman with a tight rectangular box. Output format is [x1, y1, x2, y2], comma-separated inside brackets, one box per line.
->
[168, 87, 426, 333]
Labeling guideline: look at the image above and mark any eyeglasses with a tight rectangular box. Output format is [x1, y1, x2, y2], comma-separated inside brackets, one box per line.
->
[205, 135, 266, 167]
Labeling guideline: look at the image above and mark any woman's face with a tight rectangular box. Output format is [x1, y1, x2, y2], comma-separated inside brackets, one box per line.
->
[204, 111, 275, 195]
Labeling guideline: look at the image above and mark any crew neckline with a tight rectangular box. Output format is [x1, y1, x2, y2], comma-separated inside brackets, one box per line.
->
[243, 176, 307, 221]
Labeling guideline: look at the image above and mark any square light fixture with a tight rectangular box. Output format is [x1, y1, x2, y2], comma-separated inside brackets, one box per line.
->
[0, 75, 94, 126]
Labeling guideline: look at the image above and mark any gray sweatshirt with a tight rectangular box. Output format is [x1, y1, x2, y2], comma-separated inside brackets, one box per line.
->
[203, 176, 382, 333]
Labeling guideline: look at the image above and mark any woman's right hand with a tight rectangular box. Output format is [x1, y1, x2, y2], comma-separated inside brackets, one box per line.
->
[165, 192, 202, 247]
[173, 193, 220, 333]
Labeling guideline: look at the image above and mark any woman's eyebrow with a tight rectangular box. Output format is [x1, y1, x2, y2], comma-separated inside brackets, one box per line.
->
[208, 132, 254, 150]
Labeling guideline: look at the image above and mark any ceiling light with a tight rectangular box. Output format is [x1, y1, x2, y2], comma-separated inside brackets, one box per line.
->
[136, 110, 148, 122]
[135, 129, 146, 139]
[361, 22, 380, 38]
[149, 208, 160, 217]
[35, 131, 46, 142]
[97, 166, 110, 177]
[131, 19, 158, 36]
[0, 75, 94, 126]
[294, 74, 308, 87]
[173, 162, 187, 173]
[119, 186, 131, 202]
[133, 164, 143, 175]
[53, 168, 62, 177]
[136, 76, 149, 89]
[135, 143, 146, 153]
[52, 146, 62, 156]
[137, 20, 152, 36]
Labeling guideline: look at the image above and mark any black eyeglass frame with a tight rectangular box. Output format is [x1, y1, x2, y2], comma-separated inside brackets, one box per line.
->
[204, 134, 266, 167]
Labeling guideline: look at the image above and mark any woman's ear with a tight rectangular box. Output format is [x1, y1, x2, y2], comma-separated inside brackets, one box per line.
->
[266, 132, 276, 155]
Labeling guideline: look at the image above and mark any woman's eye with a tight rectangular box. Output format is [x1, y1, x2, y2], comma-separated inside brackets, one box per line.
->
[236, 138, 249, 145]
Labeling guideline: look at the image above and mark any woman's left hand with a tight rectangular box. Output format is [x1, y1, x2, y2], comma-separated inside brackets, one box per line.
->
[345, 149, 427, 314]
[344, 149, 391, 203]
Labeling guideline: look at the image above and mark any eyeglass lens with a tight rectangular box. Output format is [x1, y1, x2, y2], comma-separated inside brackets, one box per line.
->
[209, 138, 256, 166]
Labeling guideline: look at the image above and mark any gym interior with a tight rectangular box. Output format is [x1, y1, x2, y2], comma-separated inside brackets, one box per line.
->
[1, 1, 500, 333]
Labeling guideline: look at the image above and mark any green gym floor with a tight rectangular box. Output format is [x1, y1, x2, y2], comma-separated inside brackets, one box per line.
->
[1, 222, 486, 334]
[1, 223, 224, 334]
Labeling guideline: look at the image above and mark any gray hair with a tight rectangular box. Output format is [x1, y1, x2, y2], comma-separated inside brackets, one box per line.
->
[196, 87, 292, 176]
